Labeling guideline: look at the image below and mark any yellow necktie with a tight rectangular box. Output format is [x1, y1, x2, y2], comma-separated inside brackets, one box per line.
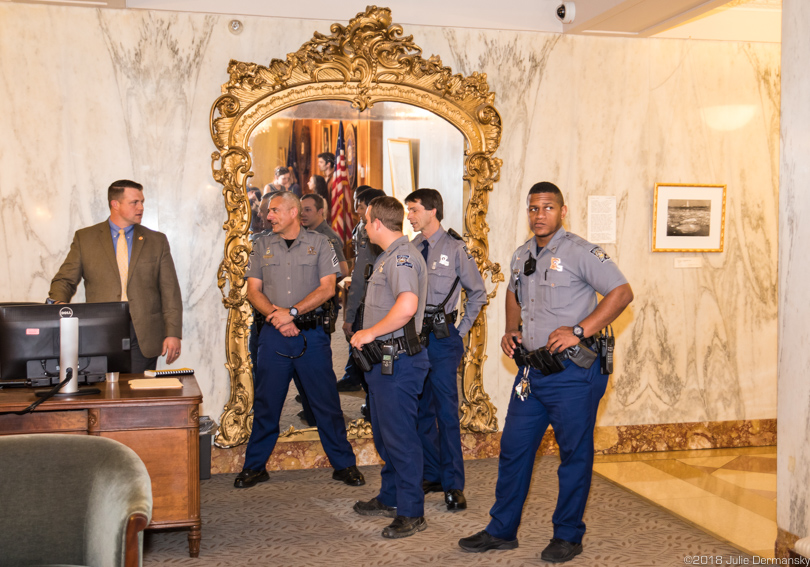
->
[116, 229, 128, 301]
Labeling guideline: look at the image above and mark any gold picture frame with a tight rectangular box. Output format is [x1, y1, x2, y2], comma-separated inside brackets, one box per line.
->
[210, 6, 505, 448]
[652, 183, 727, 252]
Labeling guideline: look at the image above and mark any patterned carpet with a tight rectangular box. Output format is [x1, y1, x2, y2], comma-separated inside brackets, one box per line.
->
[143, 457, 751, 566]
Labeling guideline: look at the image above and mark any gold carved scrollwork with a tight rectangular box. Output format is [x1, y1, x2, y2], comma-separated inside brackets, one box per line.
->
[212, 6, 502, 448]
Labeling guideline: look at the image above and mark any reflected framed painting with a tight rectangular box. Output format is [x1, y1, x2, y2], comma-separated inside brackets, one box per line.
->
[652, 183, 727, 252]
[387, 138, 416, 200]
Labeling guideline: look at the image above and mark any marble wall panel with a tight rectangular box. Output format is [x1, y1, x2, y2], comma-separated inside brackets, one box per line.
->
[0, 4, 779, 430]
[778, 0, 810, 543]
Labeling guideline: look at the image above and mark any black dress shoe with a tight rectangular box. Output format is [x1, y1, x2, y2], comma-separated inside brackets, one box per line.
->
[233, 468, 269, 488]
[458, 530, 519, 553]
[296, 410, 316, 427]
[540, 538, 583, 563]
[353, 497, 397, 517]
[360, 404, 370, 420]
[332, 465, 365, 486]
[382, 515, 427, 539]
[295, 394, 302, 404]
[336, 377, 363, 392]
[422, 480, 443, 494]
[444, 489, 467, 511]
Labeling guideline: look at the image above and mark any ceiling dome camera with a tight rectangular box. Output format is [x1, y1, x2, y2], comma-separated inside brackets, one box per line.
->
[556, 2, 576, 24]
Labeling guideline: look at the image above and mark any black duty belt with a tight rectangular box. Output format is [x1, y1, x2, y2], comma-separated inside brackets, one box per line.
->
[294, 311, 329, 331]
[514, 337, 598, 376]
[424, 310, 457, 325]
[374, 335, 411, 355]
[351, 336, 410, 373]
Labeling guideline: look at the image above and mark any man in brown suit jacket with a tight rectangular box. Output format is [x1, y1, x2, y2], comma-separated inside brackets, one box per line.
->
[48, 180, 183, 372]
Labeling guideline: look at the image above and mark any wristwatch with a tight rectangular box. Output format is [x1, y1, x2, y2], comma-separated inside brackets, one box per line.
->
[289, 306, 299, 318]
[572, 324, 585, 340]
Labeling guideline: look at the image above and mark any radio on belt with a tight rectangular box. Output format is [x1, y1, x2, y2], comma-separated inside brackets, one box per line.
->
[381, 343, 395, 375]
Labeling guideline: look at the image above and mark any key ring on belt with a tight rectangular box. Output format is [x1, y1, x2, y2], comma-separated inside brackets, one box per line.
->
[276, 333, 307, 359]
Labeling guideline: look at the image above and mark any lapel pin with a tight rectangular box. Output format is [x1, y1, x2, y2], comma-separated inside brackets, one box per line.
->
[138, 236, 143, 240]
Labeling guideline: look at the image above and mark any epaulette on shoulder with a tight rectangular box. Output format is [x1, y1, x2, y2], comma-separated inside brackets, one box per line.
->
[563, 231, 594, 250]
[447, 228, 464, 241]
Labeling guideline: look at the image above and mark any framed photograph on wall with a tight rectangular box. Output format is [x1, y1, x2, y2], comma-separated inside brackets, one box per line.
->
[652, 183, 727, 252]
[387, 138, 416, 200]
[322, 125, 332, 154]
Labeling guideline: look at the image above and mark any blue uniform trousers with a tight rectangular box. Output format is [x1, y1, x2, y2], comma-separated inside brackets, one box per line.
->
[486, 359, 608, 544]
[243, 325, 355, 472]
[365, 348, 430, 518]
[417, 324, 466, 490]
[249, 316, 317, 426]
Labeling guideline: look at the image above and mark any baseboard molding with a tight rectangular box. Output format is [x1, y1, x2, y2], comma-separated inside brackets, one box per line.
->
[210, 418, 776, 474]
[776, 528, 801, 561]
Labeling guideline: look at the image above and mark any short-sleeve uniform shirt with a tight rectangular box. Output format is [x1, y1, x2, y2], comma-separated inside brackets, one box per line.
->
[345, 223, 382, 324]
[311, 221, 346, 263]
[363, 235, 427, 340]
[508, 227, 628, 351]
[411, 226, 487, 337]
[246, 228, 340, 307]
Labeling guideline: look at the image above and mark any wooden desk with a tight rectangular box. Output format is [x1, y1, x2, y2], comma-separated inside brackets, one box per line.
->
[0, 375, 203, 557]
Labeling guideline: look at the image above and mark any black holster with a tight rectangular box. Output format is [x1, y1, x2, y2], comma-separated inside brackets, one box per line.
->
[351, 318, 422, 372]
[352, 341, 383, 372]
[402, 317, 423, 356]
[420, 276, 461, 342]
[421, 309, 459, 345]
[565, 343, 597, 369]
[322, 298, 338, 335]
[598, 326, 615, 375]
[513, 343, 565, 376]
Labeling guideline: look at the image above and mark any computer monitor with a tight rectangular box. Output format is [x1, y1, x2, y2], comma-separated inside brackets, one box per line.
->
[0, 302, 131, 386]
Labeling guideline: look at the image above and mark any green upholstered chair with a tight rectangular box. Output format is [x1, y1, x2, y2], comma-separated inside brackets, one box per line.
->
[0, 434, 152, 567]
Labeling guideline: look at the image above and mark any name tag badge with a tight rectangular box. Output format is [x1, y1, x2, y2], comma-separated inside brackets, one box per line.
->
[550, 257, 563, 272]
[439, 254, 450, 267]
[307, 246, 316, 255]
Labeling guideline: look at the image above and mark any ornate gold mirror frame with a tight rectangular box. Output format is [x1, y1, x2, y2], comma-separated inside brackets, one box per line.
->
[211, 6, 504, 448]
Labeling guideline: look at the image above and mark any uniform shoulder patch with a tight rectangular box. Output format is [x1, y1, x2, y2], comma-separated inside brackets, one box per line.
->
[447, 228, 464, 241]
[590, 246, 611, 263]
[396, 254, 414, 268]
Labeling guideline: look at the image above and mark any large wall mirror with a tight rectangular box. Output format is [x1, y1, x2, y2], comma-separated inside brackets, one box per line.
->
[211, 6, 504, 448]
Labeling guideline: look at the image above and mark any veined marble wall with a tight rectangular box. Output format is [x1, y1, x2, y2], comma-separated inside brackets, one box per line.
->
[778, 0, 810, 545]
[381, 116, 466, 236]
[0, 4, 779, 426]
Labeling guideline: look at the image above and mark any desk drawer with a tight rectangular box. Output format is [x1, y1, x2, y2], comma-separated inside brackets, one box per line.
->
[90, 404, 197, 432]
[0, 410, 87, 435]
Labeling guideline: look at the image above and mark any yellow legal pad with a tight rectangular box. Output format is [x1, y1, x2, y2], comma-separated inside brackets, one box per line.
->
[129, 378, 184, 390]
